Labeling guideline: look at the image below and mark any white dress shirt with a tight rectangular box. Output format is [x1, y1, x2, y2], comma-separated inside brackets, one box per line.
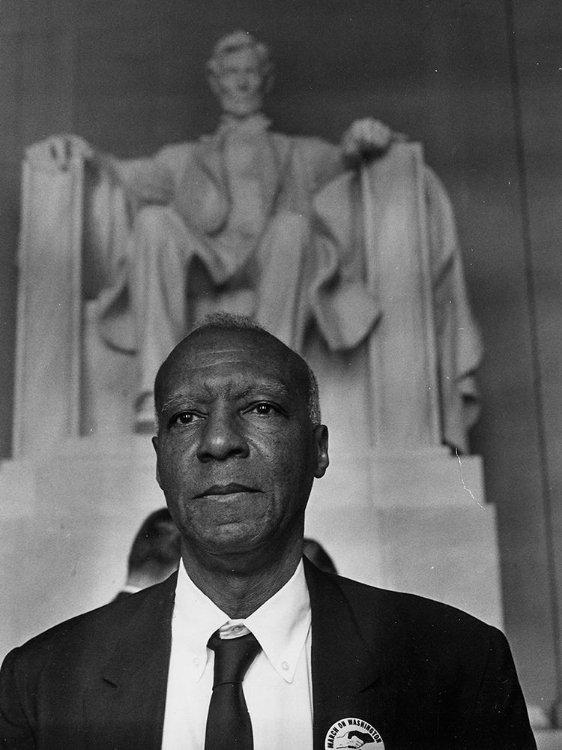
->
[161, 561, 313, 750]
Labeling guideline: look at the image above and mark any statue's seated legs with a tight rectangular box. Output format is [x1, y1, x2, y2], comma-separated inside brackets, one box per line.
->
[129, 206, 191, 402]
[124, 206, 313, 425]
[250, 212, 310, 349]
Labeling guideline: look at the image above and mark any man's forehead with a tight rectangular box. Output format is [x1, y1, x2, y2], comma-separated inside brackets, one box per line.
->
[183, 328, 272, 355]
[163, 328, 308, 390]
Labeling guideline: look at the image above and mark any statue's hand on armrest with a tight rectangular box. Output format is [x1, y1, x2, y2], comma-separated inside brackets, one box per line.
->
[341, 118, 406, 165]
[26, 134, 95, 170]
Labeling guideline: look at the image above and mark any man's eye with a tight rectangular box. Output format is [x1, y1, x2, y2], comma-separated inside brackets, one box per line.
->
[247, 403, 278, 416]
[170, 412, 202, 427]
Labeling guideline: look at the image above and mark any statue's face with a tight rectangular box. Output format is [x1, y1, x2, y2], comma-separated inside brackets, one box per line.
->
[211, 47, 265, 118]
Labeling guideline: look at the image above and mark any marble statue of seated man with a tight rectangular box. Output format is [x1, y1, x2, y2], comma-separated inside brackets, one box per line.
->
[40, 30, 398, 428]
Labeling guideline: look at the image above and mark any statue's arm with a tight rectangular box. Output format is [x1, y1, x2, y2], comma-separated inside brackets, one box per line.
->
[26, 134, 174, 205]
[108, 152, 175, 205]
[302, 119, 406, 192]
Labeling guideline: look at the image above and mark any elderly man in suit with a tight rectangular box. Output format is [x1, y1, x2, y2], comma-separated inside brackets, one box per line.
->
[0, 313, 535, 749]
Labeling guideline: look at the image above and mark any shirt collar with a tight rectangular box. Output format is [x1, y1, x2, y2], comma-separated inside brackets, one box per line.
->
[173, 560, 310, 683]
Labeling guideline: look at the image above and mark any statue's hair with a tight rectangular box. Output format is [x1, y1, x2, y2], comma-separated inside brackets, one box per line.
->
[206, 30, 274, 92]
[154, 312, 321, 428]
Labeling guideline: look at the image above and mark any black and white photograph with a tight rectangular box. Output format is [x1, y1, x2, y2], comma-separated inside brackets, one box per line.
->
[0, 1, 559, 747]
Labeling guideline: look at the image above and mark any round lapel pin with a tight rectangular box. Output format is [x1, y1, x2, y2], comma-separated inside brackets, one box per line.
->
[325, 717, 385, 749]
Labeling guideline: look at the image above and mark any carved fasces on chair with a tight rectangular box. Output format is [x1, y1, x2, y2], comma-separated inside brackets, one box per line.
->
[14, 146, 86, 457]
[14, 141, 136, 457]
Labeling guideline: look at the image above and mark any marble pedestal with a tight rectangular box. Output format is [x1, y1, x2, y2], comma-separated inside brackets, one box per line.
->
[306, 448, 501, 627]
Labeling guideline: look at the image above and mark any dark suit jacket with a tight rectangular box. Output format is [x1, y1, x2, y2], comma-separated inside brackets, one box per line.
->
[0, 561, 536, 749]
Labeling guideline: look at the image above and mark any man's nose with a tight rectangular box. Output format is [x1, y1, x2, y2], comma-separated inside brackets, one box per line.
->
[196, 410, 250, 462]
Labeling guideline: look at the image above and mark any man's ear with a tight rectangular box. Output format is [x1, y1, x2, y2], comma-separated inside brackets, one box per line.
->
[152, 436, 162, 488]
[313, 425, 329, 478]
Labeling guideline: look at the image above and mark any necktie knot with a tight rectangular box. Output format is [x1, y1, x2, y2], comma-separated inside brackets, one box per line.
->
[207, 630, 261, 688]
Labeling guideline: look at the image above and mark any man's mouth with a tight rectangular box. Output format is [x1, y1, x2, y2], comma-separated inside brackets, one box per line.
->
[196, 483, 259, 498]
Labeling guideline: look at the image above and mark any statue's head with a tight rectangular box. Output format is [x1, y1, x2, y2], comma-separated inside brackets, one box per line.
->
[206, 31, 274, 118]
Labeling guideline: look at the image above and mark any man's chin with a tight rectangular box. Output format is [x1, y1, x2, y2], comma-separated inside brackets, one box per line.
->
[201, 527, 275, 562]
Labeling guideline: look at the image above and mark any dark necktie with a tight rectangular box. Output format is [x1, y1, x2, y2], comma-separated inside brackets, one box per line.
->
[204, 630, 262, 750]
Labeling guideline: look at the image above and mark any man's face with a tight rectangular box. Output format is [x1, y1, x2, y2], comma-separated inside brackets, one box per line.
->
[153, 328, 329, 565]
[210, 47, 265, 118]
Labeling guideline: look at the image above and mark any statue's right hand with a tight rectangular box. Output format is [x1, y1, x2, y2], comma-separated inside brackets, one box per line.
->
[26, 134, 94, 169]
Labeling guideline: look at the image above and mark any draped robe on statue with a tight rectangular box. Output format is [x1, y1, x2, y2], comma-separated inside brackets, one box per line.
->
[18, 116, 482, 454]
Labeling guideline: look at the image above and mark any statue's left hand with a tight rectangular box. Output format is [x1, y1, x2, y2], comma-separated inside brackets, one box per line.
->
[341, 118, 397, 160]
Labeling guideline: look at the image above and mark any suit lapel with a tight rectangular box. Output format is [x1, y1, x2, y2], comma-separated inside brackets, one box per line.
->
[305, 561, 400, 750]
[78, 560, 429, 749]
[83, 575, 176, 750]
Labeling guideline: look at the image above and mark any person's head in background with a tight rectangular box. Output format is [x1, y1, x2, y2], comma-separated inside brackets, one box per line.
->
[303, 537, 338, 575]
[120, 508, 181, 597]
